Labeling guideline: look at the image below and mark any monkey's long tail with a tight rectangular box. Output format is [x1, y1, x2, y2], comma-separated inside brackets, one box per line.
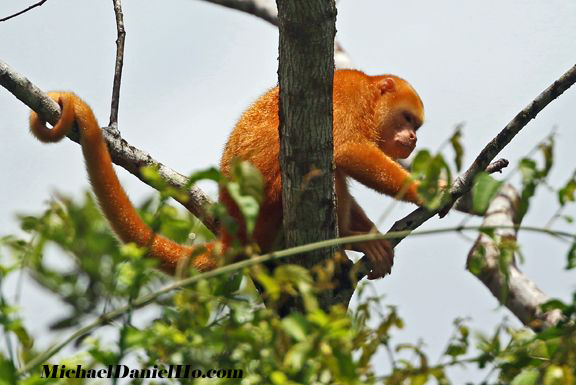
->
[29, 92, 216, 273]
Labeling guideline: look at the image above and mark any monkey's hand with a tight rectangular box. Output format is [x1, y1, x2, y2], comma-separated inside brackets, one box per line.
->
[361, 239, 395, 280]
[344, 231, 395, 279]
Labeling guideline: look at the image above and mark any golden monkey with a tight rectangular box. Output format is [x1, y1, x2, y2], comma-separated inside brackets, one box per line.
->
[29, 69, 424, 279]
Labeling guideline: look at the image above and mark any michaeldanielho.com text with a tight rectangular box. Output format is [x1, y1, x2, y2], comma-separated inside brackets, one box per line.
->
[41, 365, 243, 380]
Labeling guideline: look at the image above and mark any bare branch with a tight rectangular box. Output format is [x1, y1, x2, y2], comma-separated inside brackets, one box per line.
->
[485, 158, 509, 174]
[109, 0, 127, 127]
[197, 0, 354, 69]
[197, 0, 279, 25]
[467, 184, 563, 329]
[0, 59, 218, 234]
[0, 0, 48, 22]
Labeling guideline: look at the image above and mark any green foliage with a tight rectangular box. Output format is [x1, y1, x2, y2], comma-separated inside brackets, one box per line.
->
[517, 137, 554, 221]
[558, 172, 576, 207]
[449, 124, 465, 172]
[185, 162, 264, 239]
[13, 193, 163, 327]
[471, 173, 503, 214]
[226, 161, 264, 237]
[1, 138, 576, 384]
[0, 190, 548, 385]
[474, 296, 576, 385]
[411, 150, 452, 209]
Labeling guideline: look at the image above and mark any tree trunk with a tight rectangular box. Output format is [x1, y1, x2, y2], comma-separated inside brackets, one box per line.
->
[276, 0, 339, 312]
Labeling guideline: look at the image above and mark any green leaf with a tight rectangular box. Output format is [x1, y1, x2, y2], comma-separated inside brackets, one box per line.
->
[449, 124, 464, 172]
[536, 327, 564, 341]
[232, 161, 264, 205]
[511, 368, 539, 385]
[411, 150, 451, 209]
[213, 270, 243, 296]
[445, 343, 466, 358]
[271, 371, 289, 385]
[140, 165, 166, 190]
[472, 172, 502, 214]
[283, 341, 311, 372]
[8, 322, 33, 349]
[517, 148, 553, 219]
[558, 175, 576, 206]
[541, 299, 568, 313]
[282, 314, 309, 342]
[410, 374, 429, 385]
[253, 269, 281, 300]
[543, 365, 569, 385]
[567, 243, 576, 270]
[225, 160, 264, 236]
[0, 355, 17, 385]
[411, 149, 432, 173]
[187, 167, 222, 186]
[227, 183, 260, 235]
[539, 136, 554, 177]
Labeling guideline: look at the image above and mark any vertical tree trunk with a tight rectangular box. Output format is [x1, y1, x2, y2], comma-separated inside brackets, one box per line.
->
[276, 0, 339, 311]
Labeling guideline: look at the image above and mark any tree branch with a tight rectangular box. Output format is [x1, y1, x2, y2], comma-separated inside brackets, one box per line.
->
[197, 0, 279, 25]
[0, 0, 48, 22]
[0, 59, 218, 234]
[467, 184, 563, 329]
[344, 64, 576, 324]
[197, 0, 354, 68]
[386, 63, 576, 248]
[109, 0, 127, 127]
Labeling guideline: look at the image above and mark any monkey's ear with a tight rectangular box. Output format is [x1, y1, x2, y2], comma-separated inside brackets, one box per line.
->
[377, 77, 396, 95]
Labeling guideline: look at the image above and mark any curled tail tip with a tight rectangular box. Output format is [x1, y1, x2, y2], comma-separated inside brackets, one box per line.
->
[29, 91, 76, 143]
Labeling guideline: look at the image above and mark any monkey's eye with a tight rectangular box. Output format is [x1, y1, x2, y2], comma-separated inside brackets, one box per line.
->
[403, 111, 414, 124]
[403, 111, 420, 130]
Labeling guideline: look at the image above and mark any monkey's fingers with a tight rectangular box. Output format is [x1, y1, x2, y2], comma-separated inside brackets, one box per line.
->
[363, 240, 394, 279]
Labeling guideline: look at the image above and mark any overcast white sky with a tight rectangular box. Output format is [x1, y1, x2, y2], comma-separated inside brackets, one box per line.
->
[1, 0, 576, 382]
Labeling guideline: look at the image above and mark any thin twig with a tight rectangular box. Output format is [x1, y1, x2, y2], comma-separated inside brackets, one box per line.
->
[0, 0, 48, 22]
[109, 0, 127, 127]
[485, 158, 509, 174]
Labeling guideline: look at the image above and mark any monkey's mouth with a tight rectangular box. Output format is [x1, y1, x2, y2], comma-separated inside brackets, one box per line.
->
[395, 142, 416, 159]
[399, 141, 416, 151]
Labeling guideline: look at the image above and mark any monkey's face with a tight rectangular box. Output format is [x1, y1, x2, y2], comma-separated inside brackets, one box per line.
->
[378, 107, 422, 159]
[373, 77, 424, 159]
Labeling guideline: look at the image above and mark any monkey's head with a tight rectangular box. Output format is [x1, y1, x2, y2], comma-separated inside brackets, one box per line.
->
[372, 76, 424, 159]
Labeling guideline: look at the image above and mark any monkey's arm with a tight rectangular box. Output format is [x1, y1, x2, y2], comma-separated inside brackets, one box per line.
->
[343, 195, 394, 279]
[334, 174, 393, 279]
[348, 197, 377, 232]
[335, 142, 421, 205]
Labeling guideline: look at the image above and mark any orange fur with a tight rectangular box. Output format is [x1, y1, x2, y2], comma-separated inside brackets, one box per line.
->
[29, 69, 424, 279]
[222, 70, 424, 278]
[29, 92, 216, 273]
